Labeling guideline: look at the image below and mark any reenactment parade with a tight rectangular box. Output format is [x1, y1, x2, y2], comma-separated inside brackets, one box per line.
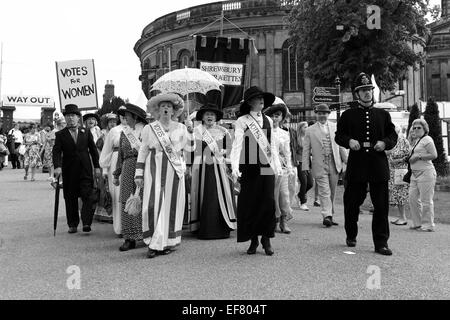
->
[1, 0, 450, 302]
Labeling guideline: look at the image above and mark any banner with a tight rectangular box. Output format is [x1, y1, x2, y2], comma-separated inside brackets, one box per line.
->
[55, 59, 98, 111]
[195, 36, 249, 110]
[2, 95, 53, 107]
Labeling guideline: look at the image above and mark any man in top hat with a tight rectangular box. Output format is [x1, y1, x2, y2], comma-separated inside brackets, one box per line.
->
[53, 104, 101, 234]
[230, 86, 282, 256]
[335, 72, 397, 256]
[302, 104, 347, 228]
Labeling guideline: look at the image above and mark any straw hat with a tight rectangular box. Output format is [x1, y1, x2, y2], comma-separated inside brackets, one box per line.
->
[147, 93, 184, 118]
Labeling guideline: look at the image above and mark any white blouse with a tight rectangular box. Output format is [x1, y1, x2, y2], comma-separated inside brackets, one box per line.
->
[99, 124, 126, 175]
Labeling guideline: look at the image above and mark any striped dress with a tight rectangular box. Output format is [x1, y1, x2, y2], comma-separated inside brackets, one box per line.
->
[135, 121, 194, 251]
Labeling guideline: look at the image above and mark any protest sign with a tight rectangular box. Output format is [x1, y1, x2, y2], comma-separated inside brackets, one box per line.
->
[55, 59, 98, 111]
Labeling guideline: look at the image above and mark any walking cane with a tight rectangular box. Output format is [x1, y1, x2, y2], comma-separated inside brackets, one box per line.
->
[53, 175, 61, 236]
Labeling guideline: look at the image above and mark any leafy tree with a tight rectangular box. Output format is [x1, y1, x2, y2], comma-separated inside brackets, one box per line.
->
[286, 0, 431, 91]
[423, 97, 449, 177]
[98, 96, 125, 116]
[407, 103, 420, 134]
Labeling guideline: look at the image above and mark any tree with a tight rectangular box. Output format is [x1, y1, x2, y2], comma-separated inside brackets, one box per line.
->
[407, 103, 420, 134]
[98, 96, 125, 116]
[423, 98, 449, 177]
[287, 0, 431, 91]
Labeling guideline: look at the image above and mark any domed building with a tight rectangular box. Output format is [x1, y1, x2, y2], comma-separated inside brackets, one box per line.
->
[134, 0, 425, 118]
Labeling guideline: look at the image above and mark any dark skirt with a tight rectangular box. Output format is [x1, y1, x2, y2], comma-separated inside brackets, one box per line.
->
[236, 170, 276, 242]
[198, 163, 232, 239]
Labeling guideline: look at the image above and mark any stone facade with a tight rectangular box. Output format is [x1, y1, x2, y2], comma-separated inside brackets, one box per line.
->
[134, 0, 425, 115]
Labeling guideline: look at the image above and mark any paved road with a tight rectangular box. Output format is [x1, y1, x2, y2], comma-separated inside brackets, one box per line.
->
[1, 167, 449, 300]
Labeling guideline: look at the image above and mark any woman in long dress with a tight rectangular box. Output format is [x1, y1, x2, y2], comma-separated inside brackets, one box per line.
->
[113, 104, 147, 251]
[135, 93, 195, 258]
[23, 123, 42, 181]
[190, 103, 236, 239]
[99, 111, 126, 235]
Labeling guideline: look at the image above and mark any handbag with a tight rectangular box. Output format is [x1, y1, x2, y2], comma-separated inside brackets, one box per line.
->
[403, 136, 424, 184]
[396, 168, 409, 185]
[124, 187, 142, 216]
[99, 176, 113, 215]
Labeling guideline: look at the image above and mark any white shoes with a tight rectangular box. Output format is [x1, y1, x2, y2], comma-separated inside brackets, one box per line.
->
[300, 204, 309, 211]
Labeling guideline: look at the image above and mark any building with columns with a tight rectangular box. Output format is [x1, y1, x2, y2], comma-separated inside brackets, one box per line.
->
[134, 0, 425, 116]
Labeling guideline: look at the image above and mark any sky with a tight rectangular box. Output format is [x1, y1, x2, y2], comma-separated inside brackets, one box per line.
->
[0, 0, 442, 120]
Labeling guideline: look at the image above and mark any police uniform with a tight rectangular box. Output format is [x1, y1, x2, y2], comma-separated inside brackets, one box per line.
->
[335, 73, 397, 254]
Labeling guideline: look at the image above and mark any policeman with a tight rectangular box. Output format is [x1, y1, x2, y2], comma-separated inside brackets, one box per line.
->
[335, 72, 398, 256]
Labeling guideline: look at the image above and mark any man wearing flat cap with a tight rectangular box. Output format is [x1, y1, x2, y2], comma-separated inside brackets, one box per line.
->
[302, 104, 347, 229]
[335, 72, 397, 256]
[53, 104, 101, 234]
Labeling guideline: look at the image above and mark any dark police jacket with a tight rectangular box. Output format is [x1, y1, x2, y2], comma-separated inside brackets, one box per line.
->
[53, 127, 99, 198]
[335, 102, 397, 182]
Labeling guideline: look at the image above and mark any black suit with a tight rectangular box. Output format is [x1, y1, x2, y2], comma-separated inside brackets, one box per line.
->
[335, 103, 397, 249]
[53, 127, 100, 228]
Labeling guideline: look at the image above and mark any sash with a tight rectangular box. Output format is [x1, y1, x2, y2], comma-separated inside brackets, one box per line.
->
[201, 126, 223, 162]
[150, 121, 184, 179]
[123, 127, 142, 152]
[242, 115, 274, 170]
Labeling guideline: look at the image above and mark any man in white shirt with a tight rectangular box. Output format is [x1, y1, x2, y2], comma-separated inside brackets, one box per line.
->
[8, 122, 23, 169]
[302, 104, 347, 227]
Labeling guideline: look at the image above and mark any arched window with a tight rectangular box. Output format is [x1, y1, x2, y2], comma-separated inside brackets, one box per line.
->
[178, 49, 191, 68]
[282, 40, 304, 92]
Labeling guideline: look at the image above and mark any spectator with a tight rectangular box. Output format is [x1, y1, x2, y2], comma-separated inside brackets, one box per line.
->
[8, 122, 23, 169]
[23, 123, 42, 181]
[408, 119, 438, 232]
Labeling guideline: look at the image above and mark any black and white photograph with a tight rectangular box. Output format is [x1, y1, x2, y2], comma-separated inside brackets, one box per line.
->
[0, 0, 449, 310]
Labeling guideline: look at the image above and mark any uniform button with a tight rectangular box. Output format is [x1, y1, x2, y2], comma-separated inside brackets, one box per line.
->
[366, 150, 369, 152]
[367, 132, 369, 134]
[367, 137, 370, 140]
[367, 120, 369, 123]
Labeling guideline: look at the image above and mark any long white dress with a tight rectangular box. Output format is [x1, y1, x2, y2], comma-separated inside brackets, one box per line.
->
[99, 124, 125, 234]
[135, 121, 195, 251]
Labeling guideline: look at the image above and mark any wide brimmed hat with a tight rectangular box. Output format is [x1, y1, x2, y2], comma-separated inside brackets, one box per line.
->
[353, 72, 375, 92]
[314, 103, 331, 113]
[82, 113, 100, 123]
[147, 93, 184, 118]
[105, 112, 118, 121]
[239, 86, 275, 115]
[117, 103, 147, 123]
[62, 104, 81, 117]
[195, 103, 223, 122]
[264, 104, 288, 119]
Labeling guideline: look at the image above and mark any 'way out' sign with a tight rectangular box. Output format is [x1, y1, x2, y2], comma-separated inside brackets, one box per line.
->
[55, 59, 98, 111]
[2, 95, 53, 107]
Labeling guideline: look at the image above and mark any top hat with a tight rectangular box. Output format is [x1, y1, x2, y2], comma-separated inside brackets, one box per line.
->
[353, 72, 375, 92]
[195, 103, 223, 122]
[117, 103, 148, 124]
[147, 93, 185, 118]
[63, 104, 82, 117]
[314, 104, 331, 113]
[239, 86, 275, 116]
[82, 113, 100, 123]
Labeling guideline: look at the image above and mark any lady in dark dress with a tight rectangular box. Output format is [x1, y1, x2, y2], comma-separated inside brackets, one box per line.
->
[190, 103, 237, 239]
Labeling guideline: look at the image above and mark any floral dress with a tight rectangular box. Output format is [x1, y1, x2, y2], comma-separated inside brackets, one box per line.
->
[24, 133, 42, 168]
[42, 130, 56, 168]
[388, 136, 410, 206]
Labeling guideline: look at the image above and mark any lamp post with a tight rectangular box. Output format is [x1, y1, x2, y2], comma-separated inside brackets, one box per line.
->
[335, 75, 341, 121]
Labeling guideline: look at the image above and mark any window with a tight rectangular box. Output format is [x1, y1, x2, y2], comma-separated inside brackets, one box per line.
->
[282, 40, 304, 92]
[178, 49, 191, 68]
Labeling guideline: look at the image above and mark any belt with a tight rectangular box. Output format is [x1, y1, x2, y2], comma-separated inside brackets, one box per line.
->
[361, 142, 374, 148]
[113, 147, 119, 152]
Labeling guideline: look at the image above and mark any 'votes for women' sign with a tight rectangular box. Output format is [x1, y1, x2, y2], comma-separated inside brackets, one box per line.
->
[55, 59, 98, 111]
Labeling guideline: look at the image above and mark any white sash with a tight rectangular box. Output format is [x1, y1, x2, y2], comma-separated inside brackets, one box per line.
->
[123, 127, 142, 152]
[242, 115, 273, 169]
[201, 126, 223, 161]
[150, 121, 184, 179]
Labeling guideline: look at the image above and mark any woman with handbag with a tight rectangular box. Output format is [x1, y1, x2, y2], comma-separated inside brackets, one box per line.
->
[407, 119, 438, 232]
[113, 104, 147, 251]
[387, 125, 410, 226]
[23, 124, 42, 181]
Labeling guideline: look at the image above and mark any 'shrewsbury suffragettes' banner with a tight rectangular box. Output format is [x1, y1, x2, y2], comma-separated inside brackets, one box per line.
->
[195, 36, 249, 109]
[55, 59, 98, 112]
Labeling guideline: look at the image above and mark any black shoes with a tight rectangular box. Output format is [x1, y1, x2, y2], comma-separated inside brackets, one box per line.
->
[68, 227, 77, 234]
[147, 249, 157, 258]
[247, 237, 259, 254]
[119, 240, 136, 251]
[375, 247, 392, 256]
[261, 236, 274, 256]
[323, 216, 339, 227]
[82, 225, 91, 233]
[346, 238, 357, 247]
